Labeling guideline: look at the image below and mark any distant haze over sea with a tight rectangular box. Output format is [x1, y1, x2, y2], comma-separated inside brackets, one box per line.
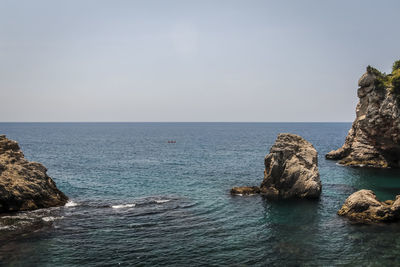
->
[1, 1, 400, 122]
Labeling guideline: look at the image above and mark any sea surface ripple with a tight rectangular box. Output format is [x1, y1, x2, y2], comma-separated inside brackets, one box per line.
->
[1, 122, 400, 266]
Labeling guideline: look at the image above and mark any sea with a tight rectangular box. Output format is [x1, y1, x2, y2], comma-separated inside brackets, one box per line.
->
[0, 122, 400, 266]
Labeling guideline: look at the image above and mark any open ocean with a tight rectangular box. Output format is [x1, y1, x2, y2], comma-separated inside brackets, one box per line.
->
[1, 122, 400, 266]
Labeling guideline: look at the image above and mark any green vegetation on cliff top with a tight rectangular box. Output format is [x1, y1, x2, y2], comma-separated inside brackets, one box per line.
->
[367, 60, 400, 94]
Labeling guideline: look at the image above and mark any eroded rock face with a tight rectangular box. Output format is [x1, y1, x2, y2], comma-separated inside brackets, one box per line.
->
[260, 133, 322, 199]
[0, 135, 68, 212]
[338, 189, 400, 223]
[230, 133, 321, 199]
[326, 67, 400, 168]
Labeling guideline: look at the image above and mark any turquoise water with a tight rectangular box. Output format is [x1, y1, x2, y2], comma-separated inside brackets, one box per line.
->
[1, 122, 400, 266]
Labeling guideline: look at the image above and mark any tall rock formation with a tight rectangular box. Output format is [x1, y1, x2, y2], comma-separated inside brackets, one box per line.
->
[326, 62, 400, 168]
[231, 133, 322, 199]
[0, 135, 68, 212]
[260, 133, 322, 199]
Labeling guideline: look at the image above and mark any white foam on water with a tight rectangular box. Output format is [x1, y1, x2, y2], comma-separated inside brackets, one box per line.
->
[1, 214, 31, 220]
[65, 200, 78, 207]
[155, 199, 170, 204]
[42, 216, 55, 222]
[42, 216, 63, 222]
[112, 203, 136, 209]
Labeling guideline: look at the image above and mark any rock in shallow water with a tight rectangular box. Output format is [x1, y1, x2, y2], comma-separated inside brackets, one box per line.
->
[338, 189, 400, 223]
[260, 133, 322, 199]
[0, 135, 68, 212]
[230, 186, 260, 195]
[231, 133, 322, 199]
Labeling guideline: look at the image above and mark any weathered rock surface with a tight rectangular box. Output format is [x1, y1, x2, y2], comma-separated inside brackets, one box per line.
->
[260, 133, 322, 199]
[326, 66, 400, 168]
[230, 133, 322, 199]
[0, 135, 68, 212]
[230, 186, 260, 195]
[338, 189, 400, 223]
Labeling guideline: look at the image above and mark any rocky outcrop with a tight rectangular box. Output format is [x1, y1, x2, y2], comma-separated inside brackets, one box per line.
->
[260, 133, 322, 199]
[231, 133, 322, 199]
[0, 135, 68, 212]
[338, 189, 400, 223]
[326, 65, 400, 168]
[230, 186, 260, 195]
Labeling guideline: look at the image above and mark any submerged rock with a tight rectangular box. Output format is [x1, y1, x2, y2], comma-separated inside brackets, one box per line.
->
[230, 133, 322, 199]
[326, 63, 400, 168]
[260, 133, 322, 199]
[338, 189, 400, 223]
[0, 135, 68, 212]
[230, 186, 260, 195]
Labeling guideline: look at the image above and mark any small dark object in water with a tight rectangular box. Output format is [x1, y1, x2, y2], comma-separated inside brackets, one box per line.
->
[231, 186, 260, 195]
[167, 140, 176, 144]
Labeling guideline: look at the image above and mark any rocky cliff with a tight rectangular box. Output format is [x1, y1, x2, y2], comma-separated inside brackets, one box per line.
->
[326, 61, 400, 168]
[0, 135, 68, 212]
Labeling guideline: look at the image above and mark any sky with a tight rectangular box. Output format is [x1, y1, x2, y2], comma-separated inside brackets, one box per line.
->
[0, 0, 399, 122]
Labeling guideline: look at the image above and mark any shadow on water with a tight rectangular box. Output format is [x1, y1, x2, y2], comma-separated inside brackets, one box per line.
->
[341, 166, 400, 200]
[257, 194, 400, 266]
[258, 197, 323, 265]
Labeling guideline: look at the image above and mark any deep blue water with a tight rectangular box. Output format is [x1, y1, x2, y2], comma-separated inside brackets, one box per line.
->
[1, 122, 400, 266]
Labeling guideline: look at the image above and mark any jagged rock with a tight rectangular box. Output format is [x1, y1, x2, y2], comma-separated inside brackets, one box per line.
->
[0, 135, 68, 212]
[230, 133, 321, 199]
[326, 66, 400, 168]
[260, 133, 322, 199]
[338, 189, 400, 223]
[230, 186, 260, 195]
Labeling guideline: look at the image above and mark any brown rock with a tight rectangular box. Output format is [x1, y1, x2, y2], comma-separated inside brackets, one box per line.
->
[0, 135, 68, 212]
[230, 133, 321, 199]
[260, 133, 322, 199]
[338, 189, 400, 223]
[230, 186, 260, 195]
[326, 66, 400, 168]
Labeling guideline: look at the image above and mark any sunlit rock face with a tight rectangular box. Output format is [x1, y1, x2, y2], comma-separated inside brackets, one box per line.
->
[0, 135, 68, 213]
[326, 67, 400, 168]
[338, 189, 400, 223]
[260, 133, 322, 199]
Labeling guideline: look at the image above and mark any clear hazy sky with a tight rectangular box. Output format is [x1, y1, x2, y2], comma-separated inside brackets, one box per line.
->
[1, 0, 399, 122]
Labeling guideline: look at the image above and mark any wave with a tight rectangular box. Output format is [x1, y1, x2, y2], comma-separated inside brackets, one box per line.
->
[42, 216, 64, 222]
[65, 200, 78, 207]
[111, 197, 173, 209]
[0, 225, 14, 230]
[112, 203, 136, 209]
[155, 199, 170, 204]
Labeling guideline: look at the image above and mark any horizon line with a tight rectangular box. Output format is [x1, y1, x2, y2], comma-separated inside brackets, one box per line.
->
[0, 121, 353, 123]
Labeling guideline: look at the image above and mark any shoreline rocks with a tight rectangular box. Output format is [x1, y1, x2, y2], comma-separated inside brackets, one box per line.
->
[0, 135, 68, 213]
[326, 64, 400, 168]
[231, 133, 322, 199]
[338, 189, 400, 223]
